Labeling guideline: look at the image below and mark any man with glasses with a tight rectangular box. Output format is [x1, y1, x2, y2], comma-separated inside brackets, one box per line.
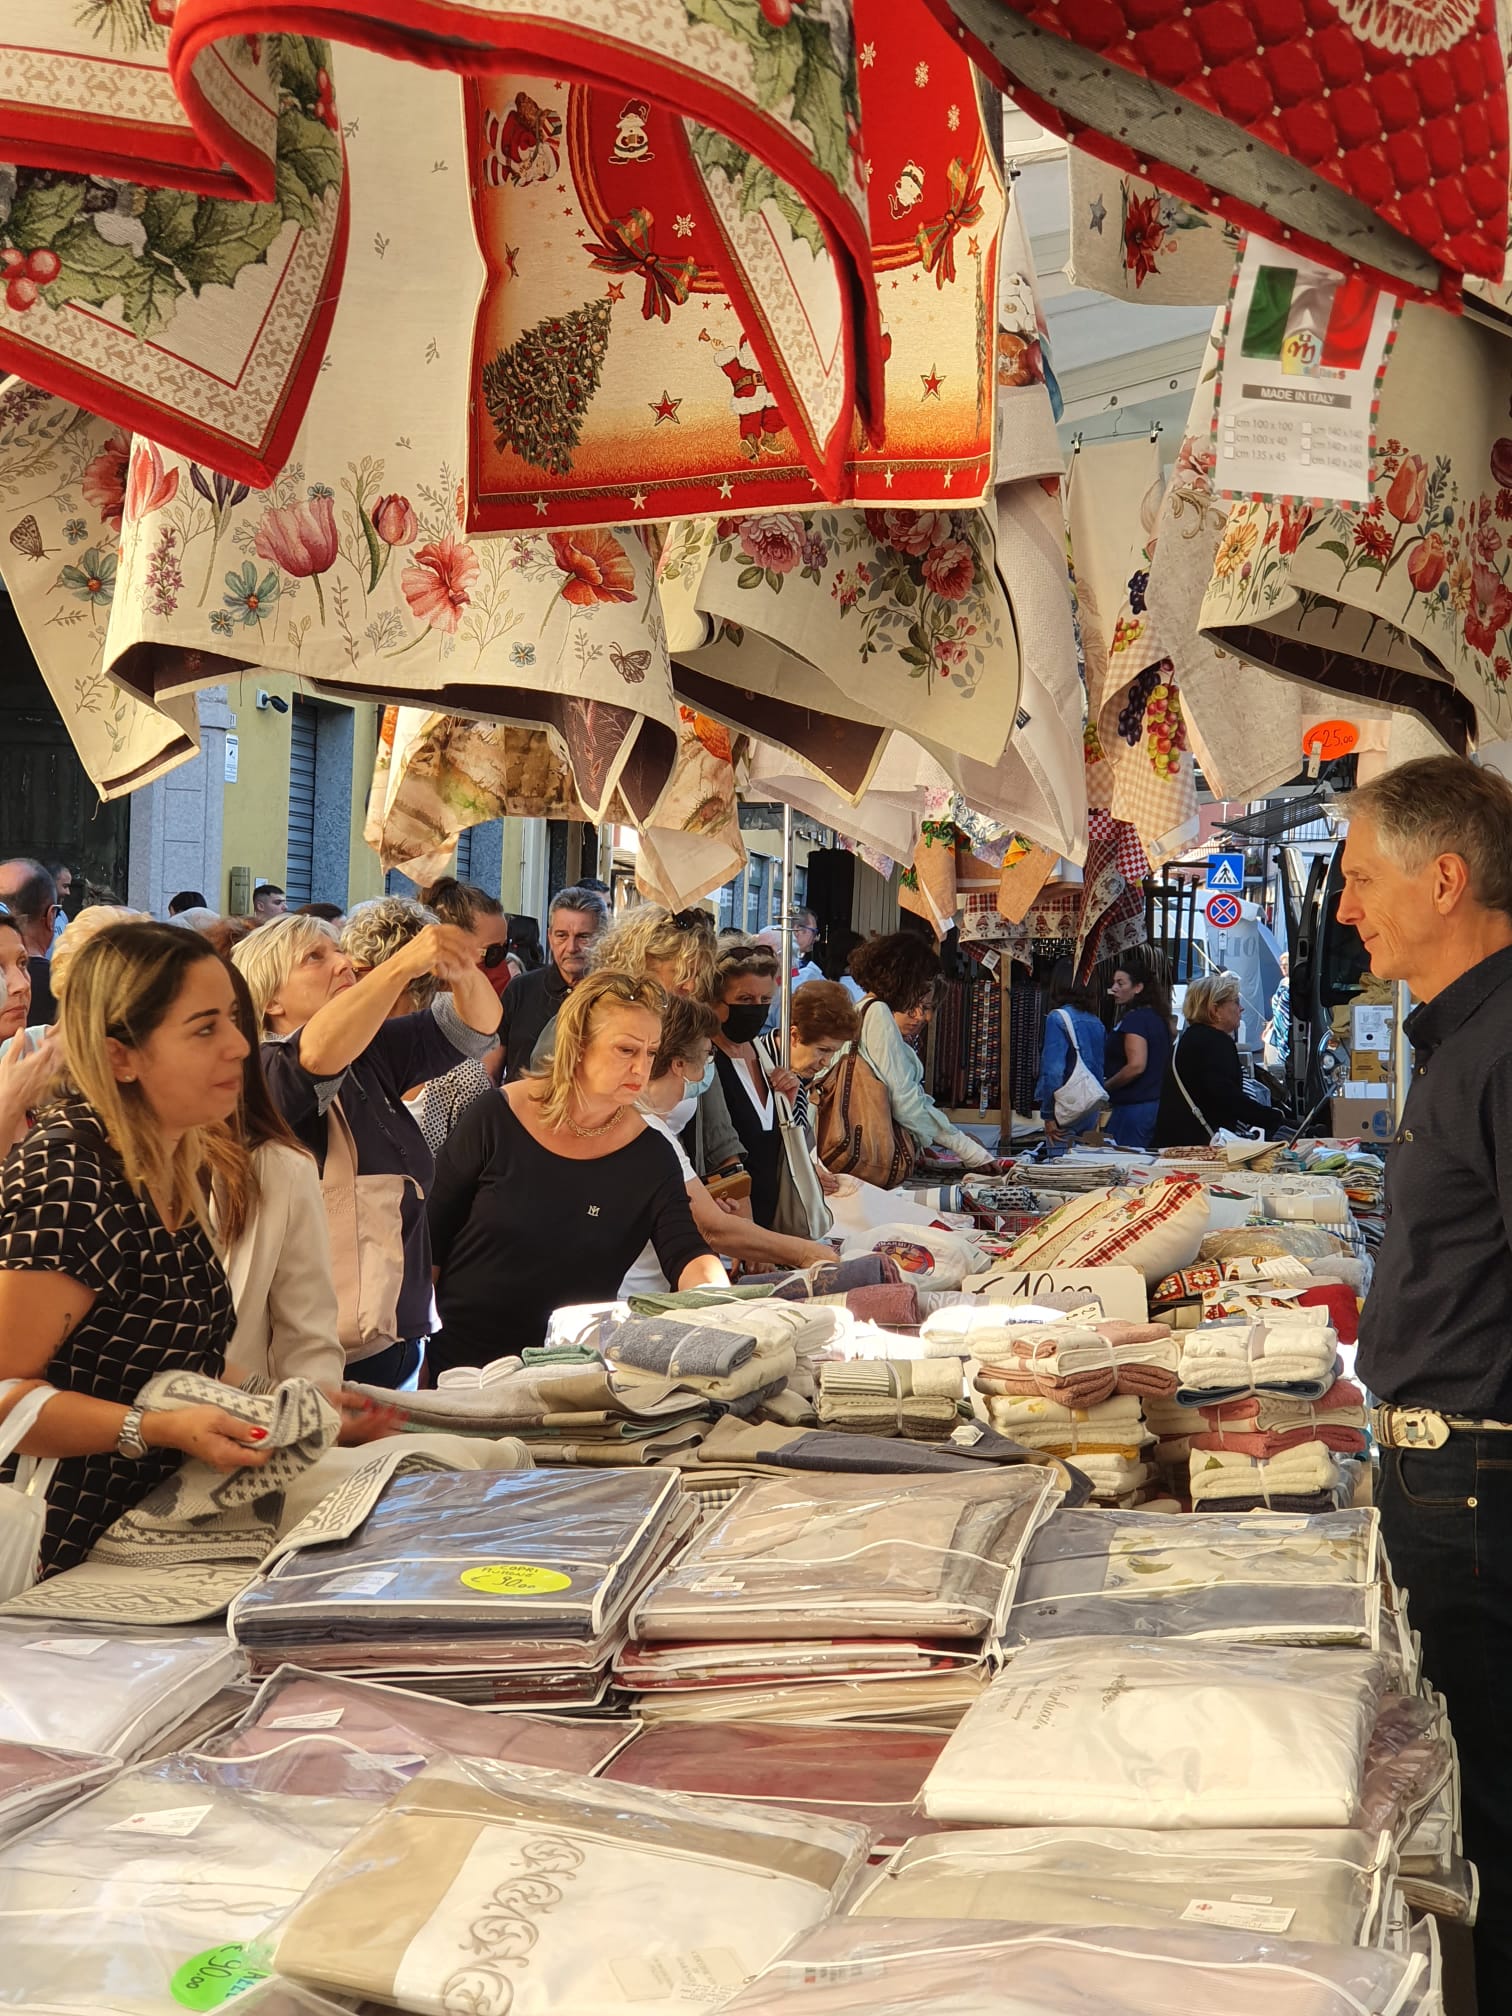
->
[0, 861, 59, 1024]
[499, 883, 609, 1078]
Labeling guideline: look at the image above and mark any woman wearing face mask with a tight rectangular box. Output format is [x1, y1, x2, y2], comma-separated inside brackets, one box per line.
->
[428, 971, 727, 1368]
[624, 995, 835, 1292]
[0, 924, 270, 1577]
[1103, 951, 1174, 1152]
[1154, 970, 1280, 1149]
[710, 938, 791, 1229]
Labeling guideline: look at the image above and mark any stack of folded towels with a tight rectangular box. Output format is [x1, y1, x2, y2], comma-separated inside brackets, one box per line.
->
[816, 1358, 963, 1439]
[1177, 1315, 1360, 1512]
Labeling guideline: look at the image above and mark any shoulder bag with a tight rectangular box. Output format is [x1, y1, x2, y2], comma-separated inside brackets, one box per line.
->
[0, 1382, 59, 1601]
[1170, 1039, 1216, 1144]
[322, 1095, 423, 1364]
[1052, 1009, 1108, 1126]
[772, 1087, 833, 1244]
[814, 999, 919, 1190]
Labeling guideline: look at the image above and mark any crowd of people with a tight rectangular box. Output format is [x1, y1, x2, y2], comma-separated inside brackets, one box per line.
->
[0, 854, 1016, 1571]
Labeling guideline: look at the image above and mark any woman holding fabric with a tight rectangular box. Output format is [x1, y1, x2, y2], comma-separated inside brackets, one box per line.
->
[233, 909, 500, 1389]
[428, 971, 726, 1368]
[0, 923, 270, 1576]
[1154, 971, 1282, 1149]
[1103, 951, 1174, 1152]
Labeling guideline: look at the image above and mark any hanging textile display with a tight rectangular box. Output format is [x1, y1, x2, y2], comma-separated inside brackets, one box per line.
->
[0, 5, 885, 502]
[2, 48, 690, 834]
[0, 388, 198, 797]
[1145, 321, 1450, 800]
[930, 0, 1510, 309]
[1067, 148, 1241, 310]
[1076, 808, 1150, 982]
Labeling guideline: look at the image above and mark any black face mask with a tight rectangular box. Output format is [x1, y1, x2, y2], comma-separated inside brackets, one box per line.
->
[722, 1002, 770, 1044]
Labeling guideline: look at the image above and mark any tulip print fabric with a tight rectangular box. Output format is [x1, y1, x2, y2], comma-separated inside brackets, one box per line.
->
[935, 0, 1510, 308]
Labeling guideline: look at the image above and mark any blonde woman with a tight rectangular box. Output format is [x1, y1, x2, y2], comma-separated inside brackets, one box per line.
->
[234, 909, 500, 1389]
[1154, 969, 1279, 1149]
[428, 970, 726, 1371]
[0, 923, 269, 1577]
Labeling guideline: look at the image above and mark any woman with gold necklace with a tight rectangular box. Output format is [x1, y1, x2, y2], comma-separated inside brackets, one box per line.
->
[427, 970, 726, 1372]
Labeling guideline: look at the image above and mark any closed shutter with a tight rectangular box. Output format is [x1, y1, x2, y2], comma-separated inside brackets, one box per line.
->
[455, 825, 473, 882]
[285, 698, 317, 905]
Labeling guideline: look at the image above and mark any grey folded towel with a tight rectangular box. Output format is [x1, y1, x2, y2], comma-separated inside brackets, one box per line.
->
[606, 1316, 757, 1379]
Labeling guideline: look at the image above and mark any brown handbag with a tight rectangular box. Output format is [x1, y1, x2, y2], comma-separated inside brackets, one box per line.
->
[814, 1000, 919, 1190]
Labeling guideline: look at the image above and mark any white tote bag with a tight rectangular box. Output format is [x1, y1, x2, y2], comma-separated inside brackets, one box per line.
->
[1052, 1010, 1107, 1126]
[0, 1383, 59, 1602]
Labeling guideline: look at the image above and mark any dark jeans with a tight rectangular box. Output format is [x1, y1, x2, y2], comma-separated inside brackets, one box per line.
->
[348, 1336, 425, 1392]
[1105, 1099, 1158, 1150]
[1378, 1433, 1512, 2000]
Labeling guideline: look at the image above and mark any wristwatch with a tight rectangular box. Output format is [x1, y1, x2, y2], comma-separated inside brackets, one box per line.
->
[116, 1405, 150, 1460]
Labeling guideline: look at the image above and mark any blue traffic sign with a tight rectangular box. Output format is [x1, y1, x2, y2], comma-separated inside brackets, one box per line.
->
[1206, 852, 1244, 892]
[1206, 893, 1241, 930]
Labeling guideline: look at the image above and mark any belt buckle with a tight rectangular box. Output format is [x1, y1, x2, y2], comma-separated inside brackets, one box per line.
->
[1391, 1407, 1450, 1450]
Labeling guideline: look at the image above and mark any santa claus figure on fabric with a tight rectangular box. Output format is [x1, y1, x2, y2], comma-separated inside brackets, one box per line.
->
[481, 91, 563, 187]
[610, 102, 654, 164]
[715, 336, 787, 461]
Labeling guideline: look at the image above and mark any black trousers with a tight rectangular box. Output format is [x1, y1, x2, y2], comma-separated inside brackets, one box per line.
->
[1378, 1433, 1512, 2005]
[347, 1336, 424, 1391]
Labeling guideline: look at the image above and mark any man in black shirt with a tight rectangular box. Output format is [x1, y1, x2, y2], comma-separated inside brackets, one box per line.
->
[1341, 756, 1512, 1998]
[498, 883, 607, 1078]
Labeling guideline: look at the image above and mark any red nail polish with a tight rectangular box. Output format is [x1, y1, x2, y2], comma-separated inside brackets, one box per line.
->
[248, 1427, 267, 1440]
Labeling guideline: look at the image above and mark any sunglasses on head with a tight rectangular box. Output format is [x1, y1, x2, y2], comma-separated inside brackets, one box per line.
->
[670, 908, 706, 933]
[479, 943, 512, 969]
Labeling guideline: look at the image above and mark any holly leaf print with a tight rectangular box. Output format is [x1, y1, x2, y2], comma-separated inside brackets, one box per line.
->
[140, 187, 202, 260]
[682, 0, 768, 43]
[752, 23, 804, 110]
[279, 32, 324, 103]
[276, 105, 342, 231]
[688, 128, 825, 256]
[168, 197, 284, 295]
[790, 33, 853, 189]
[6, 179, 86, 250]
[45, 217, 185, 336]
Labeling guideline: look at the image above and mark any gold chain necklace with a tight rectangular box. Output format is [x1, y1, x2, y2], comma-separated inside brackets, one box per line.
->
[559, 1101, 628, 1139]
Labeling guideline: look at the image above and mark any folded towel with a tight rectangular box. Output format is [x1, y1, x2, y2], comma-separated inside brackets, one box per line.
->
[1190, 1443, 1345, 1504]
[1176, 1320, 1340, 1402]
[1199, 1376, 1365, 1427]
[845, 1284, 921, 1327]
[605, 1316, 757, 1379]
[1191, 1425, 1368, 1459]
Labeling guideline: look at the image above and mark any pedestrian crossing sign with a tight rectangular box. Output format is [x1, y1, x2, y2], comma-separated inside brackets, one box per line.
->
[1206, 853, 1244, 892]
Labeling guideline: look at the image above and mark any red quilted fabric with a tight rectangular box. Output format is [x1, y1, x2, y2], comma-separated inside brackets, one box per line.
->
[935, 0, 1509, 308]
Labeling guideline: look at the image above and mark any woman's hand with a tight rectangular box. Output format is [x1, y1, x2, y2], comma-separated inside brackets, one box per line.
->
[402, 923, 480, 989]
[768, 1065, 801, 1099]
[147, 1404, 270, 1471]
[330, 1388, 407, 1445]
[815, 1161, 841, 1196]
[1042, 1117, 1064, 1144]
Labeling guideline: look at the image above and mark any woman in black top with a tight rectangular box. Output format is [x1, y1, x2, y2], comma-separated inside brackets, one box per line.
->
[0, 924, 269, 1575]
[1154, 970, 1281, 1149]
[710, 938, 796, 1229]
[428, 971, 725, 1370]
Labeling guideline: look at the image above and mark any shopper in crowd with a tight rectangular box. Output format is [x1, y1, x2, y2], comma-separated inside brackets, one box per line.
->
[1265, 952, 1292, 1071]
[498, 883, 607, 1078]
[0, 860, 59, 1023]
[710, 937, 789, 1228]
[1153, 971, 1280, 1149]
[783, 979, 861, 1087]
[429, 970, 725, 1368]
[1035, 959, 1107, 1156]
[252, 883, 287, 920]
[0, 923, 270, 1577]
[0, 908, 51, 1154]
[47, 863, 73, 914]
[234, 909, 500, 1389]
[1102, 950, 1173, 1151]
[626, 993, 834, 1290]
[172, 908, 241, 959]
[825, 926, 867, 1005]
[844, 932, 1001, 1173]
[1338, 757, 1512, 1998]
[506, 914, 543, 974]
[296, 901, 346, 925]
[756, 911, 824, 1035]
[406, 878, 510, 1149]
[168, 890, 207, 917]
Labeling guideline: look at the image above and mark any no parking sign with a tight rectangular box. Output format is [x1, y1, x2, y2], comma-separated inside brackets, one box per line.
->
[1205, 894, 1241, 930]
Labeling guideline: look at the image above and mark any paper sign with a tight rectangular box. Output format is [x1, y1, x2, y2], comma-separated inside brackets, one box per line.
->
[969, 1264, 1148, 1322]
[25, 1637, 106, 1658]
[270, 1708, 345, 1730]
[170, 1943, 268, 2011]
[322, 1570, 397, 1598]
[1351, 1005, 1391, 1053]
[459, 1563, 573, 1596]
[1182, 1899, 1296, 1933]
[108, 1804, 213, 1839]
[1216, 236, 1396, 505]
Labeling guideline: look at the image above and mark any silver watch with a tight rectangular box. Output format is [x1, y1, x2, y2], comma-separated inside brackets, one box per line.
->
[117, 1405, 149, 1460]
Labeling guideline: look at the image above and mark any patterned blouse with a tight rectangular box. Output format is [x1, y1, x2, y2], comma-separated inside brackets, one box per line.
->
[0, 1098, 232, 1575]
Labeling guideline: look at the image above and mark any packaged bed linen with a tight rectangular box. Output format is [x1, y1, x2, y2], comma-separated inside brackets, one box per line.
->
[0, 1619, 238, 1760]
[922, 1638, 1390, 1828]
[1002, 1508, 1384, 1652]
[0, 1740, 116, 1843]
[269, 1756, 872, 2015]
[850, 1824, 1399, 1947]
[717, 1917, 1440, 2016]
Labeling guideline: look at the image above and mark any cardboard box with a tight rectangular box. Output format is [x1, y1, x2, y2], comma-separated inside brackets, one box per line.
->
[1331, 1096, 1395, 1143]
[1348, 1049, 1388, 1083]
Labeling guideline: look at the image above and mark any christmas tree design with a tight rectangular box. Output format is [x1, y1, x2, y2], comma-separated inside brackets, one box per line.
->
[480, 296, 613, 475]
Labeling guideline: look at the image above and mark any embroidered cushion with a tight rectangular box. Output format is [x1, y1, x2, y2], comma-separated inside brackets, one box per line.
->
[999, 1175, 1208, 1285]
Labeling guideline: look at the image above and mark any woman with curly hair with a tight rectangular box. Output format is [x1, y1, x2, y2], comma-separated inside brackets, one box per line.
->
[847, 931, 1001, 1173]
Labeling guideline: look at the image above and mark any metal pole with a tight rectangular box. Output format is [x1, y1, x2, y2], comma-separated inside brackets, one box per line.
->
[779, 802, 795, 1068]
[1393, 980, 1413, 1127]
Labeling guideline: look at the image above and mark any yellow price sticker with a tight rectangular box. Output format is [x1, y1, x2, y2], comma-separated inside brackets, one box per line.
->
[460, 1563, 573, 1596]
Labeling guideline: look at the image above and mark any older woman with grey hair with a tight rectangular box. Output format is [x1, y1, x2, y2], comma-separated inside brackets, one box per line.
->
[234, 905, 500, 1388]
[1154, 969, 1280, 1149]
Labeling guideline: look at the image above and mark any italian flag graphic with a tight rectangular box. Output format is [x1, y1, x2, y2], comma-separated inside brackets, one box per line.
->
[1241, 265, 1379, 374]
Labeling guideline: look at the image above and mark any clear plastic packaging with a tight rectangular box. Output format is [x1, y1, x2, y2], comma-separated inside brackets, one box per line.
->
[850, 1823, 1398, 1946]
[0, 1752, 374, 2011]
[0, 1738, 116, 1844]
[922, 1638, 1391, 1828]
[633, 1468, 1057, 1644]
[1003, 1507, 1383, 1651]
[0, 1619, 238, 1759]
[268, 1756, 872, 2014]
[717, 1918, 1435, 2016]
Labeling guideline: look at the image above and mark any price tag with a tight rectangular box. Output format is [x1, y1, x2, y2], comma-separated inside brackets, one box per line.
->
[25, 1637, 107, 1658]
[323, 1569, 397, 1598]
[107, 1804, 213, 1840]
[270, 1708, 345, 1730]
[459, 1563, 572, 1596]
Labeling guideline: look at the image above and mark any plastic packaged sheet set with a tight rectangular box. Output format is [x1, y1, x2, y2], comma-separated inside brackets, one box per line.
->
[600, 1721, 950, 1851]
[0, 1740, 116, 1845]
[849, 1824, 1399, 1947]
[267, 1756, 872, 2015]
[0, 1620, 238, 1759]
[630, 1467, 1059, 1645]
[228, 1468, 685, 1697]
[1001, 1508, 1384, 1653]
[712, 1918, 1440, 2016]
[0, 1751, 378, 2014]
[921, 1639, 1391, 1828]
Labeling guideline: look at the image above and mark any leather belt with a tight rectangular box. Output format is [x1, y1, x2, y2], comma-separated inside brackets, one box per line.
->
[1370, 1404, 1512, 1449]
